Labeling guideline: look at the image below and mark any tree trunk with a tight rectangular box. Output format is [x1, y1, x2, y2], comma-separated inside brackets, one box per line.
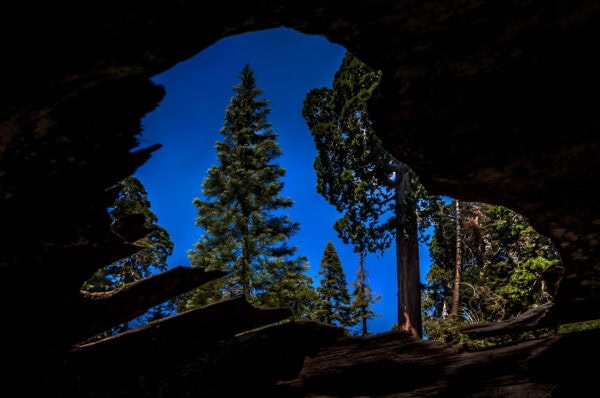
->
[394, 162, 422, 338]
[359, 251, 368, 336]
[451, 200, 462, 316]
[241, 216, 251, 299]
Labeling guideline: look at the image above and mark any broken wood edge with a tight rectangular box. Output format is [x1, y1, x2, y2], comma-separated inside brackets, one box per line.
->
[71, 295, 292, 352]
[74, 267, 228, 343]
[461, 297, 600, 339]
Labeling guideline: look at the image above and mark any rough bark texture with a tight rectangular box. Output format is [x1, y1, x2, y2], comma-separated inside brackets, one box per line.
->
[1, 1, 599, 396]
[452, 200, 462, 316]
[395, 162, 423, 338]
[276, 327, 600, 397]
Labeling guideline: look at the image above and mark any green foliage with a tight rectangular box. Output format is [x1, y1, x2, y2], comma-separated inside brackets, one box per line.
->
[423, 316, 556, 350]
[256, 256, 318, 320]
[349, 257, 382, 335]
[303, 52, 441, 337]
[423, 317, 471, 346]
[423, 200, 561, 344]
[302, 53, 395, 255]
[82, 176, 174, 327]
[183, 65, 313, 313]
[423, 202, 456, 319]
[314, 241, 353, 327]
[176, 279, 224, 312]
[85, 177, 173, 291]
[558, 319, 600, 334]
[497, 257, 556, 310]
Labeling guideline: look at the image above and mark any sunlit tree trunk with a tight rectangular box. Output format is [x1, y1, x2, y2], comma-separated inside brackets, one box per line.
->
[395, 162, 422, 338]
[451, 200, 462, 316]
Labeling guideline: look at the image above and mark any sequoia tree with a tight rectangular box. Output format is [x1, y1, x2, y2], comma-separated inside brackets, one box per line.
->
[184, 64, 310, 310]
[303, 52, 438, 338]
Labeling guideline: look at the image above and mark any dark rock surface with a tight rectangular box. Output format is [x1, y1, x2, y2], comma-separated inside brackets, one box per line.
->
[1, 1, 598, 396]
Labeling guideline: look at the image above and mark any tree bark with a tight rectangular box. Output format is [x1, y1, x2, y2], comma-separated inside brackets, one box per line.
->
[394, 162, 422, 338]
[359, 251, 368, 336]
[241, 214, 251, 298]
[451, 200, 462, 316]
[79, 267, 227, 342]
[278, 327, 600, 397]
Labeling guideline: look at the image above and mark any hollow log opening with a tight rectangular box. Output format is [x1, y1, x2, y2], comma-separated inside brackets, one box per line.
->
[1, 1, 599, 396]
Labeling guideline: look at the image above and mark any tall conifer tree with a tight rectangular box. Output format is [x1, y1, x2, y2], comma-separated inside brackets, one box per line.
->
[257, 257, 317, 320]
[315, 241, 353, 328]
[350, 252, 382, 335]
[184, 64, 310, 310]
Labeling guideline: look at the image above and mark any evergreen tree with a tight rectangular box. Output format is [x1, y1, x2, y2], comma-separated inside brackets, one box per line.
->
[422, 202, 456, 321]
[423, 200, 560, 344]
[303, 52, 439, 338]
[83, 176, 175, 329]
[315, 241, 353, 328]
[349, 252, 382, 335]
[257, 255, 318, 320]
[184, 64, 310, 311]
[478, 203, 558, 315]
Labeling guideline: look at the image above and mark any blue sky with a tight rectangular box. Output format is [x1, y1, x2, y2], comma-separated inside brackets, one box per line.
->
[134, 27, 433, 334]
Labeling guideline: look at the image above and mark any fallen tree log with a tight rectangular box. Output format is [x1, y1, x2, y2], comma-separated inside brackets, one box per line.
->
[75, 266, 228, 343]
[276, 327, 600, 397]
[66, 302, 339, 396]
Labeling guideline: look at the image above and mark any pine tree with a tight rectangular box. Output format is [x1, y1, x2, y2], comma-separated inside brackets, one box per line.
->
[257, 255, 318, 320]
[349, 251, 381, 335]
[303, 52, 439, 338]
[83, 176, 174, 329]
[315, 241, 353, 328]
[184, 64, 309, 311]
